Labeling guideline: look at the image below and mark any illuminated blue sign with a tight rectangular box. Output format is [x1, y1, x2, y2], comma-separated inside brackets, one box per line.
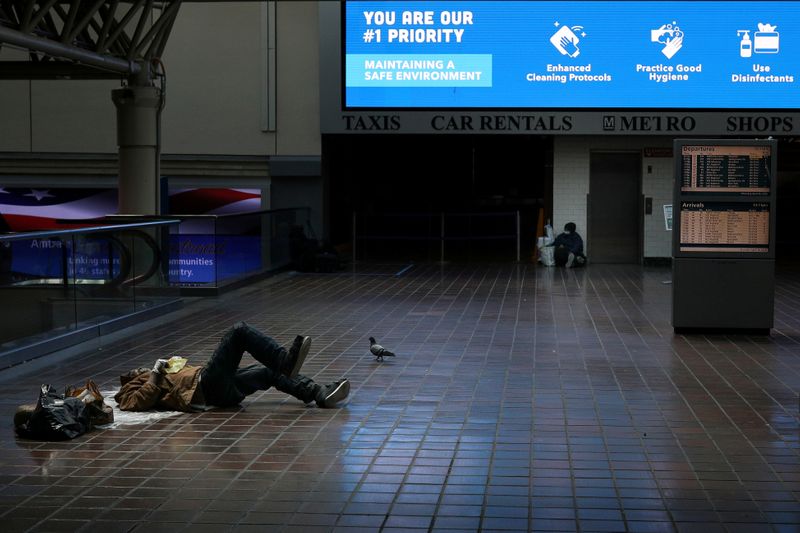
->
[344, 1, 800, 109]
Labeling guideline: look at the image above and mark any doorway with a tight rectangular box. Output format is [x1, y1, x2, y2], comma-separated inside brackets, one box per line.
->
[588, 152, 642, 263]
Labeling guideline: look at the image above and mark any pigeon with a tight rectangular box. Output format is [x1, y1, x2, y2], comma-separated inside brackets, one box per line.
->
[369, 337, 396, 362]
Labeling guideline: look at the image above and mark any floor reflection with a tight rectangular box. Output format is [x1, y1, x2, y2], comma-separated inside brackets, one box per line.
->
[1, 263, 798, 531]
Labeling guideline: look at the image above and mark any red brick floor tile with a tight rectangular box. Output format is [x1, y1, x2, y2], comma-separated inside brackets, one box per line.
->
[2, 263, 799, 532]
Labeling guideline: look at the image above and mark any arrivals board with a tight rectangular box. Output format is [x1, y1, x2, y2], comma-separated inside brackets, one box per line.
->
[343, 1, 800, 109]
[678, 201, 769, 252]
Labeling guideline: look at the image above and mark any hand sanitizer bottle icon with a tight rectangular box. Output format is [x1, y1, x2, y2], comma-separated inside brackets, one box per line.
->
[737, 30, 752, 58]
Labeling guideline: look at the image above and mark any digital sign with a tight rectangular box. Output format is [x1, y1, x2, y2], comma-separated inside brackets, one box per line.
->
[673, 138, 776, 258]
[678, 201, 769, 252]
[344, 1, 800, 109]
[680, 145, 771, 194]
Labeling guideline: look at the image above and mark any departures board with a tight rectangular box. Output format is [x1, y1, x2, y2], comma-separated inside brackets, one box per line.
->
[679, 145, 771, 194]
[671, 138, 776, 332]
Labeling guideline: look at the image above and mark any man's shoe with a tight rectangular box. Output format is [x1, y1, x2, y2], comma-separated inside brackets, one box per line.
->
[315, 378, 350, 408]
[285, 335, 311, 378]
[566, 253, 575, 268]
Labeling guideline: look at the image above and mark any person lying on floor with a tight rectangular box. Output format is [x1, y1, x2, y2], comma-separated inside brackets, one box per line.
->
[115, 321, 350, 412]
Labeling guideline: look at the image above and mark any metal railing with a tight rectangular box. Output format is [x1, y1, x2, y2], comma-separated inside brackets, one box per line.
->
[76, 207, 311, 289]
[352, 211, 521, 263]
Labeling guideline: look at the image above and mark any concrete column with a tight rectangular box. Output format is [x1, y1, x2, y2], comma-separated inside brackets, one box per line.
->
[112, 85, 162, 215]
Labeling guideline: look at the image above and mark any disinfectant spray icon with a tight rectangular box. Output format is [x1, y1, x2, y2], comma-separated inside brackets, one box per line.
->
[737, 30, 752, 57]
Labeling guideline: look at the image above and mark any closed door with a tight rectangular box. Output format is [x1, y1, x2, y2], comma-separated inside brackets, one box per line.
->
[588, 152, 641, 263]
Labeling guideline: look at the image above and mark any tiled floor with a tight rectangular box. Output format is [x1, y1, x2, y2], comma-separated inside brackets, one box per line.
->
[1, 262, 799, 533]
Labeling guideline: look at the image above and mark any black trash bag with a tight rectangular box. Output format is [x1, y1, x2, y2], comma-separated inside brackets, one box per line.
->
[15, 385, 92, 441]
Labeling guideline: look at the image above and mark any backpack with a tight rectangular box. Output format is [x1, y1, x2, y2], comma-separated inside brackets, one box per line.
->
[64, 379, 115, 427]
[15, 385, 93, 440]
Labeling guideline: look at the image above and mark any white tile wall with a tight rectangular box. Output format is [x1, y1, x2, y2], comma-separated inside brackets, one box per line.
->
[553, 136, 674, 259]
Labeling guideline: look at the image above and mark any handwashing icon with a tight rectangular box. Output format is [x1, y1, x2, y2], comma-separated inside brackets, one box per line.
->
[651, 22, 684, 59]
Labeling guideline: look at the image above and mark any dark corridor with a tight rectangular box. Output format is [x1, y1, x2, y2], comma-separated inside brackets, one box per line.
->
[324, 135, 553, 262]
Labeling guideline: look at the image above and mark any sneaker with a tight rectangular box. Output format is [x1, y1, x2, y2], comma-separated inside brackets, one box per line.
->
[315, 378, 350, 408]
[284, 335, 311, 378]
[566, 253, 575, 268]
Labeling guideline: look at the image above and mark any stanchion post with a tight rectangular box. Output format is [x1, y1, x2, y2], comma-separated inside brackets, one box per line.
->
[440, 212, 445, 263]
[352, 212, 357, 265]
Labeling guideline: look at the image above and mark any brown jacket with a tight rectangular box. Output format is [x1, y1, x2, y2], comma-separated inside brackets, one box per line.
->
[115, 366, 203, 412]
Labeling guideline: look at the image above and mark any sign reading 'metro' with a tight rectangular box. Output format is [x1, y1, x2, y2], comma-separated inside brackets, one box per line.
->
[343, 1, 800, 109]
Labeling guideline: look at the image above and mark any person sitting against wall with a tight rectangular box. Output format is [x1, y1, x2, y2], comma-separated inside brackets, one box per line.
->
[550, 222, 587, 268]
[115, 322, 350, 412]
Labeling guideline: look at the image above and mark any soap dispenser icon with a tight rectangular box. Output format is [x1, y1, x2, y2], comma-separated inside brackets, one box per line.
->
[737, 30, 752, 57]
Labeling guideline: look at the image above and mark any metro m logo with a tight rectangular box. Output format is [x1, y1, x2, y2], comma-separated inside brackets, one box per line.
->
[602, 116, 616, 131]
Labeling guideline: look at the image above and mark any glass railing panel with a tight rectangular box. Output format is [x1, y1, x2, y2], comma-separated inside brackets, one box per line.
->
[164, 208, 310, 288]
[214, 216, 220, 284]
[270, 208, 307, 270]
[168, 217, 218, 285]
[128, 224, 180, 310]
[0, 220, 181, 359]
[69, 231, 136, 329]
[0, 235, 77, 348]
[270, 211, 288, 269]
[214, 212, 263, 282]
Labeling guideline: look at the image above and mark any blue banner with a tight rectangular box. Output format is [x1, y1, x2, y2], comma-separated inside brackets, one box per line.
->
[168, 235, 261, 284]
[10, 239, 122, 281]
[344, 1, 800, 108]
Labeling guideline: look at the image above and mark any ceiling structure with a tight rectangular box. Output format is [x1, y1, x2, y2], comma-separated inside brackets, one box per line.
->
[0, 0, 182, 79]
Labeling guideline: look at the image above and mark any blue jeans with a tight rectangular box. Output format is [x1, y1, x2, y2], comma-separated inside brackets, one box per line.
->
[200, 322, 317, 407]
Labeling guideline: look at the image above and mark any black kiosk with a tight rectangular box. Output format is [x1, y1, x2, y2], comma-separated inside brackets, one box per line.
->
[672, 139, 777, 334]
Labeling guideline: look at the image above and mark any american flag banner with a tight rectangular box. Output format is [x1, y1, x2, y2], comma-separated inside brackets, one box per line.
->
[169, 188, 261, 215]
[0, 187, 118, 231]
[0, 187, 262, 232]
